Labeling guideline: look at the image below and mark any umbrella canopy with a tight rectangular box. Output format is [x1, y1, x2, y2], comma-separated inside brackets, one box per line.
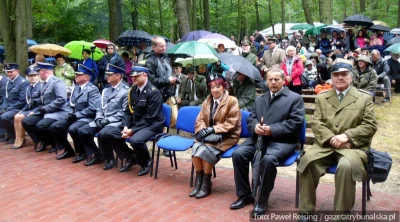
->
[27, 39, 38, 47]
[64, 40, 104, 61]
[386, 36, 400, 46]
[179, 30, 213, 42]
[152, 35, 171, 43]
[198, 33, 237, 49]
[390, 28, 400, 35]
[290, 23, 314, 30]
[93, 39, 112, 49]
[343, 14, 373, 27]
[368, 25, 390, 32]
[0, 45, 4, 54]
[320, 25, 345, 34]
[384, 43, 400, 54]
[174, 54, 218, 67]
[116, 30, 152, 46]
[166, 42, 175, 51]
[305, 25, 327, 35]
[373, 21, 389, 27]
[29, 44, 71, 57]
[167, 41, 217, 58]
[216, 52, 262, 81]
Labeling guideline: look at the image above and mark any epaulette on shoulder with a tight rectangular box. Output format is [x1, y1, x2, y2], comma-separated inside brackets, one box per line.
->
[357, 89, 371, 95]
[151, 86, 156, 91]
[318, 90, 329, 95]
[123, 85, 129, 89]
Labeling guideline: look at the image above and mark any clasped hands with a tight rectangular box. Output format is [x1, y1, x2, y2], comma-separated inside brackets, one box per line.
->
[330, 133, 352, 149]
[196, 127, 215, 141]
[121, 126, 133, 139]
[95, 118, 110, 128]
[255, 123, 272, 136]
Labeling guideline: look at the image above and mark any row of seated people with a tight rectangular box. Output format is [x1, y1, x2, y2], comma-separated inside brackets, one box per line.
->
[0, 62, 377, 220]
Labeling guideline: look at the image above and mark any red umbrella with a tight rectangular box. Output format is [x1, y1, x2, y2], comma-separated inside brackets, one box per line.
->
[92, 39, 112, 49]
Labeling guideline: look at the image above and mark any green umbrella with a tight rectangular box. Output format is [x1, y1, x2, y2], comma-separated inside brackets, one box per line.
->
[64, 40, 104, 61]
[384, 43, 400, 54]
[305, 24, 327, 35]
[290, 23, 314, 30]
[167, 41, 217, 58]
[174, 54, 218, 67]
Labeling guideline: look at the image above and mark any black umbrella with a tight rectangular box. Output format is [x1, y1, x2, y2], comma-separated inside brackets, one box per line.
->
[216, 52, 262, 81]
[251, 117, 265, 199]
[343, 14, 374, 27]
[368, 25, 391, 32]
[386, 36, 400, 46]
[116, 30, 152, 47]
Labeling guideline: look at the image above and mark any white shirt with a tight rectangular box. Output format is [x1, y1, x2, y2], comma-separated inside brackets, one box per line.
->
[138, 79, 148, 93]
[335, 86, 351, 97]
[10, 74, 20, 83]
[175, 73, 182, 97]
[191, 80, 198, 101]
[270, 87, 284, 98]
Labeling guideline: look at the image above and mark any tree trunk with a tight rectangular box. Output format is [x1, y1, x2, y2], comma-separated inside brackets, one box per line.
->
[319, 0, 332, 24]
[131, 0, 139, 30]
[158, 0, 164, 35]
[174, 0, 190, 37]
[302, 0, 313, 25]
[0, 0, 16, 63]
[268, 0, 274, 36]
[187, 0, 192, 30]
[237, 0, 242, 42]
[352, 0, 357, 14]
[360, 0, 365, 13]
[203, 0, 210, 31]
[281, 0, 285, 37]
[192, 0, 197, 30]
[108, 0, 123, 41]
[15, 0, 28, 74]
[370, 0, 378, 20]
[255, 0, 261, 31]
[26, 0, 32, 38]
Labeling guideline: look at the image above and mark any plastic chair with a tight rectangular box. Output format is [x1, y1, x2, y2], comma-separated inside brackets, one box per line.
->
[155, 106, 201, 179]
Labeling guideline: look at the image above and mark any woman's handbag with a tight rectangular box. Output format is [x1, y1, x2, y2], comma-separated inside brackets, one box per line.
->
[367, 148, 392, 184]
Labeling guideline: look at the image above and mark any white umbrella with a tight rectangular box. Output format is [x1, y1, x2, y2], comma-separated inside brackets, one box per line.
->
[197, 39, 237, 49]
[390, 28, 400, 35]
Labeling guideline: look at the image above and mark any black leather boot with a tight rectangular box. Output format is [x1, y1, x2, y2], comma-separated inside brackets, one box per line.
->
[196, 173, 212, 199]
[189, 170, 204, 197]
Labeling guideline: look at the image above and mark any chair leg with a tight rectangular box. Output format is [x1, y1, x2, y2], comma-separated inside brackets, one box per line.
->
[169, 151, 174, 167]
[173, 151, 178, 170]
[150, 140, 156, 177]
[367, 179, 372, 201]
[362, 180, 367, 216]
[154, 146, 161, 179]
[212, 165, 216, 178]
[295, 170, 300, 208]
[190, 163, 194, 187]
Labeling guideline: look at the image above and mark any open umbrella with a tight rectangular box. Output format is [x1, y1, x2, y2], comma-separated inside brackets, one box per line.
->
[0, 45, 4, 54]
[93, 39, 112, 49]
[386, 36, 400, 46]
[290, 23, 314, 30]
[179, 30, 213, 42]
[167, 41, 217, 58]
[373, 21, 389, 27]
[390, 28, 400, 35]
[152, 35, 171, 43]
[27, 39, 38, 47]
[216, 52, 262, 81]
[343, 14, 373, 27]
[116, 30, 152, 46]
[320, 25, 346, 34]
[305, 24, 327, 35]
[29, 44, 71, 57]
[198, 33, 237, 49]
[384, 43, 400, 54]
[368, 25, 391, 32]
[64, 40, 104, 61]
[174, 55, 218, 67]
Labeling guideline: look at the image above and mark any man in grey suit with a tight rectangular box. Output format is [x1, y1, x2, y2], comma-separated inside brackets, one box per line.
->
[22, 62, 68, 152]
[0, 63, 29, 144]
[230, 68, 305, 217]
[49, 64, 101, 161]
[260, 38, 286, 79]
[78, 63, 129, 166]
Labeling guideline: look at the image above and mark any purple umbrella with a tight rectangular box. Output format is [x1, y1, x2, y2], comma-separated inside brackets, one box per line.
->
[180, 30, 213, 42]
[200, 33, 230, 40]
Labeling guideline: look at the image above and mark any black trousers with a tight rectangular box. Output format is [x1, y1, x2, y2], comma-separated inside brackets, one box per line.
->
[0, 109, 19, 138]
[232, 145, 279, 203]
[68, 121, 89, 154]
[49, 119, 87, 152]
[22, 115, 57, 145]
[98, 126, 129, 160]
[77, 124, 102, 157]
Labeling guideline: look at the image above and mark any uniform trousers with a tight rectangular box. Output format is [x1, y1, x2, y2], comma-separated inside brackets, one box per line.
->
[49, 119, 87, 152]
[299, 153, 355, 213]
[0, 109, 19, 138]
[77, 124, 103, 158]
[22, 115, 57, 145]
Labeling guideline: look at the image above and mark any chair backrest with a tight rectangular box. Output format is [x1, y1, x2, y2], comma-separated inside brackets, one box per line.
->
[176, 106, 201, 133]
[299, 119, 307, 149]
[162, 103, 172, 128]
[240, 110, 251, 138]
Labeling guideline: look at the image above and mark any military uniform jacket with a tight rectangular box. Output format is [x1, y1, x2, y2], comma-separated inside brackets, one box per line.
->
[297, 87, 378, 182]
[179, 75, 207, 102]
[21, 82, 41, 111]
[233, 76, 256, 111]
[68, 83, 101, 123]
[35, 76, 68, 120]
[352, 66, 378, 91]
[122, 81, 164, 133]
[89, 81, 129, 127]
[2, 75, 29, 111]
[0, 76, 8, 105]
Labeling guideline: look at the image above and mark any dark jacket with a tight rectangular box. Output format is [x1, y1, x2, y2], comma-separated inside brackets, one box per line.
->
[145, 51, 173, 102]
[372, 57, 390, 79]
[2, 75, 29, 111]
[97, 52, 125, 82]
[387, 58, 400, 80]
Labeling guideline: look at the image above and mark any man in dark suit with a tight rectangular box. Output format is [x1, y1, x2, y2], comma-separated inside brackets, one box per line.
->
[101, 65, 164, 175]
[0, 68, 8, 140]
[49, 64, 101, 161]
[0, 63, 29, 144]
[230, 68, 305, 217]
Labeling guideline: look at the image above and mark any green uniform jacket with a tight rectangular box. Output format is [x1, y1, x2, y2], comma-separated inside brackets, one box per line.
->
[179, 74, 207, 102]
[298, 87, 377, 182]
[352, 66, 378, 91]
[241, 53, 257, 66]
[54, 63, 75, 87]
[233, 76, 255, 111]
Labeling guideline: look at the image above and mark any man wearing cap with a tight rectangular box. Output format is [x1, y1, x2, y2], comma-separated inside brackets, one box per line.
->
[0, 64, 9, 141]
[101, 65, 164, 175]
[297, 62, 377, 218]
[48, 64, 101, 161]
[240, 40, 258, 66]
[178, 67, 207, 107]
[260, 37, 286, 79]
[352, 55, 378, 100]
[0, 63, 29, 144]
[22, 62, 68, 152]
[77, 63, 129, 166]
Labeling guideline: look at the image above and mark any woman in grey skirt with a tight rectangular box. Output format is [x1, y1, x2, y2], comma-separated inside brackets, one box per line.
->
[190, 74, 241, 199]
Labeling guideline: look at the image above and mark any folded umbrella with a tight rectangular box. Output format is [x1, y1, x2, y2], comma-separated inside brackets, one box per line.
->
[216, 52, 262, 81]
[29, 44, 71, 57]
[251, 117, 265, 199]
[116, 30, 152, 46]
[64, 40, 104, 61]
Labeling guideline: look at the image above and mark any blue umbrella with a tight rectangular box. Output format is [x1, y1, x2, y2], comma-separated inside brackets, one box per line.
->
[27, 39, 38, 47]
[116, 30, 152, 46]
[0, 45, 4, 54]
[180, 30, 213, 42]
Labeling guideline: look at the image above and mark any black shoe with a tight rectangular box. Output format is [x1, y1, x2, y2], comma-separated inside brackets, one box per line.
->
[13, 139, 26, 149]
[137, 160, 152, 176]
[230, 195, 255, 210]
[119, 157, 135, 172]
[251, 201, 268, 217]
[48, 146, 57, 153]
[163, 149, 171, 157]
[0, 136, 10, 142]
[6, 137, 15, 144]
[382, 97, 390, 103]
[196, 173, 212, 199]
[103, 160, 115, 170]
[72, 153, 86, 163]
[189, 170, 204, 197]
[56, 149, 75, 160]
[35, 142, 48, 152]
[84, 156, 103, 166]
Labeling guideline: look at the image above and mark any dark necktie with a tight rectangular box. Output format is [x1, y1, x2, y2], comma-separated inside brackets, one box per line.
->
[212, 101, 218, 117]
[271, 93, 275, 100]
[111, 87, 115, 93]
[338, 92, 344, 103]
[77, 86, 81, 94]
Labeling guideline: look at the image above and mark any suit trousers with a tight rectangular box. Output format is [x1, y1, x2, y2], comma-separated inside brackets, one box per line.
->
[97, 126, 127, 160]
[377, 76, 391, 98]
[0, 121, 5, 136]
[49, 119, 74, 151]
[68, 121, 89, 154]
[0, 109, 19, 138]
[127, 128, 158, 166]
[299, 153, 356, 213]
[22, 115, 56, 145]
[78, 124, 101, 157]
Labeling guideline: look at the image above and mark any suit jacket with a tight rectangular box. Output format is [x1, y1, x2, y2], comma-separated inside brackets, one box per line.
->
[241, 87, 305, 160]
[297, 87, 378, 182]
[173, 73, 188, 98]
[233, 75, 255, 111]
[21, 82, 41, 111]
[69, 83, 101, 123]
[260, 48, 286, 71]
[123, 81, 164, 133]
[89, 81, 129, 127]
[195, 90, 241, 152]
[179, 75, 207, 102]
[2, 75, 29, 111]
[0, 76, 9, 106]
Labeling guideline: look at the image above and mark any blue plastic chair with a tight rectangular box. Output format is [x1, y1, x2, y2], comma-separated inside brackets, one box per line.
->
[155, 106, 201, 179]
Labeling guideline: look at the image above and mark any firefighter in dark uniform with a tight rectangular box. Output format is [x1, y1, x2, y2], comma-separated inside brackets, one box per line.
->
[49, 64, 101, 161]
[101, 65, 164, 176]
